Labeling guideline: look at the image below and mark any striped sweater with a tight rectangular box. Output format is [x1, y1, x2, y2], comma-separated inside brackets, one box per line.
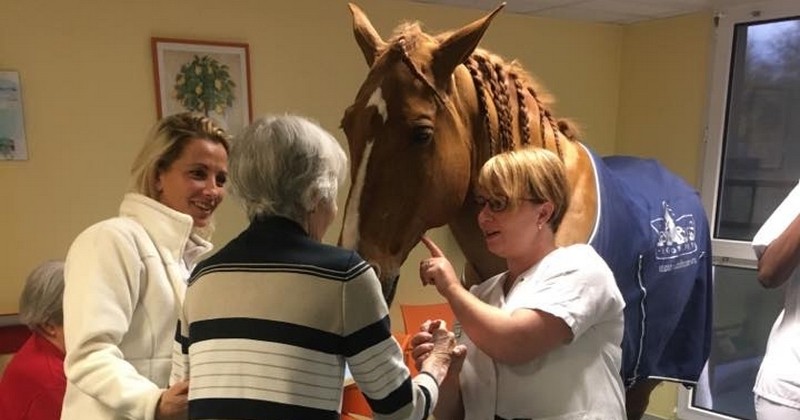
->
[171, 216, 437, 419]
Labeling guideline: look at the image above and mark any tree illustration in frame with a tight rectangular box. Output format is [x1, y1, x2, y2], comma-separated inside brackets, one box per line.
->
[175, 55, 236, 116]
[0, 71, 28, 161]
[152, 38, 252, 135]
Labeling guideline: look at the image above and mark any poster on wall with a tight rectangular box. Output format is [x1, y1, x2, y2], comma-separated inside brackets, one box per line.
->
[151, 38, 252, 137]
[0, 71, 28, 161]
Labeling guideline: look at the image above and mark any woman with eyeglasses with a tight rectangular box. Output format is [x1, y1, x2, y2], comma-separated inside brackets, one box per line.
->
[412, 147, 627, 420]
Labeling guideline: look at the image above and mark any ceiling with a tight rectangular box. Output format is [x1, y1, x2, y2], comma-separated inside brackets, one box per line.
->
[409, 0, 764, 24]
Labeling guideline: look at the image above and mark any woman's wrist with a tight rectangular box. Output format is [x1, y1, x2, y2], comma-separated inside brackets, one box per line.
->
[419, 354, 450, 385]
[417, 370, 441, 387]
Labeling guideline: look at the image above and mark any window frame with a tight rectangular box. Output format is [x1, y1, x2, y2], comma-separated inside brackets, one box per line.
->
[680, 0, 800, 418]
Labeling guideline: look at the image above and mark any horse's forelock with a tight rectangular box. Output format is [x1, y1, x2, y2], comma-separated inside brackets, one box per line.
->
[388, 22, 426, 46]
[386, 22, 444, 66]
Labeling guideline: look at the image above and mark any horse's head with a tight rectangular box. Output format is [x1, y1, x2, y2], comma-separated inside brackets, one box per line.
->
[339, 4, 504, 302]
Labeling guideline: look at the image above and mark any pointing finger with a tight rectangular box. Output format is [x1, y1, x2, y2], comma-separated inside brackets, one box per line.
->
[421, 236, 445, 258]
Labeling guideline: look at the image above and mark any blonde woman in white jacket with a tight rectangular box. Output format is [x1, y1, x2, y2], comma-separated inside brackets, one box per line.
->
[61, 113, 230, 420]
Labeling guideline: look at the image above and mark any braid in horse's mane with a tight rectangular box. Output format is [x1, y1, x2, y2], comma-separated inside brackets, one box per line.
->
[473, 55, 515, 154]
[464, 58, 498, 155]
[466, 49, 580, 160]
[510, 73, 532, 148]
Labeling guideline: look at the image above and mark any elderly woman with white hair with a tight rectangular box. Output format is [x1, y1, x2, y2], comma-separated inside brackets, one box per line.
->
[172, 114, 459, 420]
[0, 261, 67, 419]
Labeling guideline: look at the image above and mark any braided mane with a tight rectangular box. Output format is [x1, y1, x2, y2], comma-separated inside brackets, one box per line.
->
[465, 49, 581, 159]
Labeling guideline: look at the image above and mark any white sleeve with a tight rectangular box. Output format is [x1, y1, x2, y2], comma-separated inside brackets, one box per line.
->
[63, 223, 162, 420]
[752, 181, 800, 258]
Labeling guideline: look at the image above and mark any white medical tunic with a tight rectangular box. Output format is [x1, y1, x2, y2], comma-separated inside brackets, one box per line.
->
[459, 244, 626, 420]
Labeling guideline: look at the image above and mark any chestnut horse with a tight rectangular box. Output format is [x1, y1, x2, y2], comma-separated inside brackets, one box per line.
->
[338, 4, 712, 418]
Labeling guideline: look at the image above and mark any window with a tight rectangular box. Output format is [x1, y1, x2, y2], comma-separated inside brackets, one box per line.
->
[680, 1, 800, 419]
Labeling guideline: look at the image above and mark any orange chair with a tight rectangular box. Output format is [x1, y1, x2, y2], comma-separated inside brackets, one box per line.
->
[342, 382, 372, 418]
[342, 332, 410, 419]
[399, 303, 456, 376]
[399, 302, 456, 335]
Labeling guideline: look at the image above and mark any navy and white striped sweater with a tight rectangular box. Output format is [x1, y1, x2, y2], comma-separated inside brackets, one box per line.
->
[171, 216, 437, 420]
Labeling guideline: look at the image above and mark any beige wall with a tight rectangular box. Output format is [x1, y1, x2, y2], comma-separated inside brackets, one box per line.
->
[617, 12, 714, 187]
[2, 0, 713, 417]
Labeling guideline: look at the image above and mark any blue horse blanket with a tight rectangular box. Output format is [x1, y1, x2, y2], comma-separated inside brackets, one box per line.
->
[585, 146, 712, 387]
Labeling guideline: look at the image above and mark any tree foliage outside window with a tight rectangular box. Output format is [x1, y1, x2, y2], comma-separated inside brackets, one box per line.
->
[0, 137, 15, 158]
[174, 55, 236, 116]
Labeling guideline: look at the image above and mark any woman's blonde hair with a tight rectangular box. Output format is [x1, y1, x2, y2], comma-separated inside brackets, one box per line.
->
[476, 147, 570, 232]
[130, 113, 230, 198]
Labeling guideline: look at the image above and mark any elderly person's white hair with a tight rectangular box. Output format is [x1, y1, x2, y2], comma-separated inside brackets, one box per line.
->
[229, 114, 348, 224]
[19, 260, 65, 330]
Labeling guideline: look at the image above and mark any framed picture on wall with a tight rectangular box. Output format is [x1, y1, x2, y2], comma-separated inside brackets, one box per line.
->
[0, 71, 28, 161]
[151, 38, 252, 136]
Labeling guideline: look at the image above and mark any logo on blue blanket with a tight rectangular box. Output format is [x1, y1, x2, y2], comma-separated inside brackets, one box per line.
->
[651, 201, 697, 261]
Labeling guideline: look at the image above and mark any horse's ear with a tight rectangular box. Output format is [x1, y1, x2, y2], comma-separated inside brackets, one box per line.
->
[349, 3, 387, 67]
[432, 3, 505, 82]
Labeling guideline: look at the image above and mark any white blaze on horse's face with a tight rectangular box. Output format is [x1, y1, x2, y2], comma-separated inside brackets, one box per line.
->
[367, 87, 388, 124]
[342, 85, 386, 250]
[341, 139, 375, 250]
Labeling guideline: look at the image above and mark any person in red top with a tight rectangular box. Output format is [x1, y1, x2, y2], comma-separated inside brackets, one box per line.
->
[0, 261, 66, 420]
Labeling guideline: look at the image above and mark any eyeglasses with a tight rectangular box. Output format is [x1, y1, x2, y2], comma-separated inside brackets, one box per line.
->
[475, 195, 542, 212]
[474, 195, 509, 212]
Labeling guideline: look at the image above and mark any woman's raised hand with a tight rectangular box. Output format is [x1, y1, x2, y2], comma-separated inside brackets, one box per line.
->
[419, 237, 462, 297]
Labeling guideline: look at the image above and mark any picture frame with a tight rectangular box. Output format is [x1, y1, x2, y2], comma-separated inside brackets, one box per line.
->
[151, 38, 252, 136]
[0, 71, 28, 161]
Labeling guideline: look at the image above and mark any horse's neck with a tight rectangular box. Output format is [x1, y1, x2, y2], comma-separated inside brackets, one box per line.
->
[557, 142, 598, 246]
[449, 56, 598, 283]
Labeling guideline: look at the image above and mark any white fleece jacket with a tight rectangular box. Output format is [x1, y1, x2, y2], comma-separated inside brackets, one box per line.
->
[61, 193, 213, 420]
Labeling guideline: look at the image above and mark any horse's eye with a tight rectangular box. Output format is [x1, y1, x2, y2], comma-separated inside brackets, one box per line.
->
[411, 126, 434, 144]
